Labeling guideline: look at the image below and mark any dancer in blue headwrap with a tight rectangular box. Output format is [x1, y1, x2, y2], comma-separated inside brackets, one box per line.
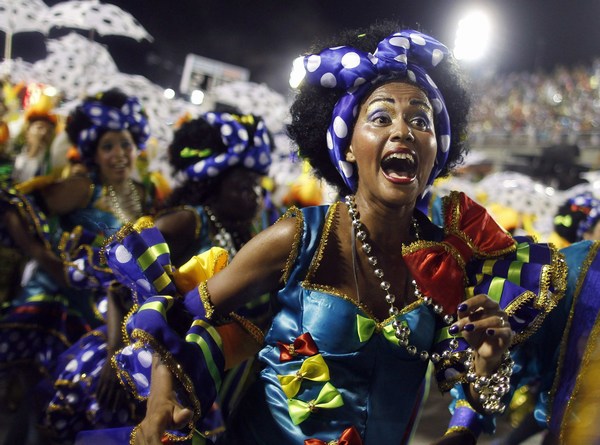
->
[92, 23, 567, 445]
[0, 89, 156, 443]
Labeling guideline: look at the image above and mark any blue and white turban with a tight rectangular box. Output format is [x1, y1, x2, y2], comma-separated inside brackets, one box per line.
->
[77, 96, 150, 161]
[183, 112, 272, 181]
[574, 194, 600, 240]
[301, 29, 451, 204]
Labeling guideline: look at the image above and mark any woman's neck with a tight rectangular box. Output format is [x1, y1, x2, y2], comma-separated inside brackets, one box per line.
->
[350, 193, 415, 248]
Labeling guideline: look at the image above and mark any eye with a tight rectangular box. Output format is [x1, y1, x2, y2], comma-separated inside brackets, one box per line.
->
[369, 111, 391, 125]
[99, 142, 113, 152]
[121, 140, 134, 151]
[410, 115, 431, 131]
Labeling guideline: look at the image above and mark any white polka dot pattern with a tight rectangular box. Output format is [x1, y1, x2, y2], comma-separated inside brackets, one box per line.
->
[301, 29, 452, 209]
[184, 112, 272, 181]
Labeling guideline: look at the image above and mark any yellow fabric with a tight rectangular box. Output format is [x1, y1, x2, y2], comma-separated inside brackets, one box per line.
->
[173, 247, 229, 294]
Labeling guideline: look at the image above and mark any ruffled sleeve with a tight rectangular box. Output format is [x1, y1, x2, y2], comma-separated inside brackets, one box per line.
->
[404, 191, 567, 392]
[103, 217, 239, 441]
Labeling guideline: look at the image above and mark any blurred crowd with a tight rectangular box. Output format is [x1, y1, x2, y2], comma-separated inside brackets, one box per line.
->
[470, 58, 600, 148]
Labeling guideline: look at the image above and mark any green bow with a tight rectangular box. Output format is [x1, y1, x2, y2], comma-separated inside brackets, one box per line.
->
[554, 214, 573, 227]
[277, 354, 330, 398]
[287, 382, 344, 425]
[180, 147, 213, 159]
[356, 314, 406, 345]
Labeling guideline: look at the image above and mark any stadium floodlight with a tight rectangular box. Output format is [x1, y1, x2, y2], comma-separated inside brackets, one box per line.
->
[453, 10, 491, 62]
[163, 88, 175, 100]
[190, 89, 204, 105]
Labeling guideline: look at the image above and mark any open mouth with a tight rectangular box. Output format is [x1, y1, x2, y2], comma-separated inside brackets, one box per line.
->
[381, 151, 418, 182]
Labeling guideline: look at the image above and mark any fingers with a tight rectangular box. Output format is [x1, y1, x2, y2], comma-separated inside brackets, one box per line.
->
[172, 405, 194, 429]
[449, 294, 511, 337]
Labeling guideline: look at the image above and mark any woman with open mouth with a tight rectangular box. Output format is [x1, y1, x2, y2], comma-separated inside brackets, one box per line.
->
[0, 88, 157, 444]
[96, 22, 569, 445]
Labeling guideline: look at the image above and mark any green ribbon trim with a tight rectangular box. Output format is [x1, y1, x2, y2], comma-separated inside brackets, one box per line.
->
[516, 242, 530, 262]
[185, 319, 224, 390]
[137, 242, 170, 271]
[138, 295, 173, 320]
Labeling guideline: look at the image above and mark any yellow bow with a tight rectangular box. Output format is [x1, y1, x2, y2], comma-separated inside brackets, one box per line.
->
[288, 382, 344, 425]
[277, 354, 330, 398]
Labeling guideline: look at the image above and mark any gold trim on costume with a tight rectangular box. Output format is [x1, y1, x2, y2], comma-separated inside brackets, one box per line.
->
[278, 205, 303, 284]
[229, 312, 265, 345]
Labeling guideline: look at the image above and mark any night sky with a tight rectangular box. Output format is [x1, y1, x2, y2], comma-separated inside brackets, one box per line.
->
[7, 0, 600, 95]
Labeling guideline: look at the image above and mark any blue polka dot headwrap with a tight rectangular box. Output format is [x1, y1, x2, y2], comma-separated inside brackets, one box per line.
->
[77, 96, 150, 161]
[183, 112, 272, 181]
[301, 29, 451, 201]
[572, 193, 600, 240]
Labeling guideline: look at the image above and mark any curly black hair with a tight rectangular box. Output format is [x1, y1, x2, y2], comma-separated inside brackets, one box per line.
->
[65, 88, 148, 168]
[163, 116, 227, 208]
[163, 114, 272, 209]
[287, 21, 472, 195]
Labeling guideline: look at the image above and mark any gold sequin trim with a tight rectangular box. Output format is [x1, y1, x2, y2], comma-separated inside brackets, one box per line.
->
[278, 205, 304, 284]
[444, 426, 477, 439]
[99, 216, 156, 263]
[198, 281, 215, 319]
[129, 424, 140, 445]
[229, 312, 265, 345]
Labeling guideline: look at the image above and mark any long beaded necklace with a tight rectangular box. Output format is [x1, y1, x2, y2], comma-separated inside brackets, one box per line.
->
[204, 206, 238, 258]
[107, 179, 142, 224]
[345, 195, 458, 363]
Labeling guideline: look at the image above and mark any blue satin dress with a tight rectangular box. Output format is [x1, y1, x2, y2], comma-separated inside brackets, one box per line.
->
[221, 204, 439, 444]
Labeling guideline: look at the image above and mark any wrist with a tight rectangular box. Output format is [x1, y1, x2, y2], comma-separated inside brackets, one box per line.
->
[465, 348, 513, 415]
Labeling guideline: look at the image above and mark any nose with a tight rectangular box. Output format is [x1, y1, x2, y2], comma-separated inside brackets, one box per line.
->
[390, 120, 414, 143]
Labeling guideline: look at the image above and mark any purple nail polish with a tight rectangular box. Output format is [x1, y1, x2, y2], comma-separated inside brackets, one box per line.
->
[486, 329, 495, 336]
[458, 303, 468, 312]
[463, 323, 475, 332]
[449, 325, 459, 335]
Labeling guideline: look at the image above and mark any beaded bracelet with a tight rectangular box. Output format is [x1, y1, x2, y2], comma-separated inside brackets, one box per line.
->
[465, 348, 514, 414]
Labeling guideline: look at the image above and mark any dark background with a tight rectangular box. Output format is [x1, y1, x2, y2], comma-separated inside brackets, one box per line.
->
[7, 0, 600, 95]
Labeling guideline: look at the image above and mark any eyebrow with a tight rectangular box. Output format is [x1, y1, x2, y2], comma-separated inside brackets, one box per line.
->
[367, 97, 432, 112]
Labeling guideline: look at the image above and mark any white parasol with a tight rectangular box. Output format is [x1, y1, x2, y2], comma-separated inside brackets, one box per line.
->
[32, 32, 119, 98]
[43, 0, 152, 42]
[0, 0, 50, 61]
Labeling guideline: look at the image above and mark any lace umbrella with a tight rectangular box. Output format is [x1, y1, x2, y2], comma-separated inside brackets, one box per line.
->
[0, 0, 50, 60]
[32, 32, 119, 98]
[43, 0, 152, 42]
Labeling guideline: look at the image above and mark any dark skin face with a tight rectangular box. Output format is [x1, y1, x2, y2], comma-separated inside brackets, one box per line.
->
[209, 167, 263, 225]
[347, 81, 437, 212]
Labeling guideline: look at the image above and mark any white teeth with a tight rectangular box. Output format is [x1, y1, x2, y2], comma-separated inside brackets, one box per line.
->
[384, 152, 415, 163]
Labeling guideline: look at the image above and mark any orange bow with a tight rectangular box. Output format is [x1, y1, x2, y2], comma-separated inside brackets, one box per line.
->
[277, 332, 319, 362]
[304, 426, 363, 445]
[402, 192, 516, 314]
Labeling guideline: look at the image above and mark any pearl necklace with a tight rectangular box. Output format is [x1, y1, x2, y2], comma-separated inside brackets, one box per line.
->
[107, 179, 142, 224]
[204, 206, 238, 258]
[345, 195, 458, 363]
